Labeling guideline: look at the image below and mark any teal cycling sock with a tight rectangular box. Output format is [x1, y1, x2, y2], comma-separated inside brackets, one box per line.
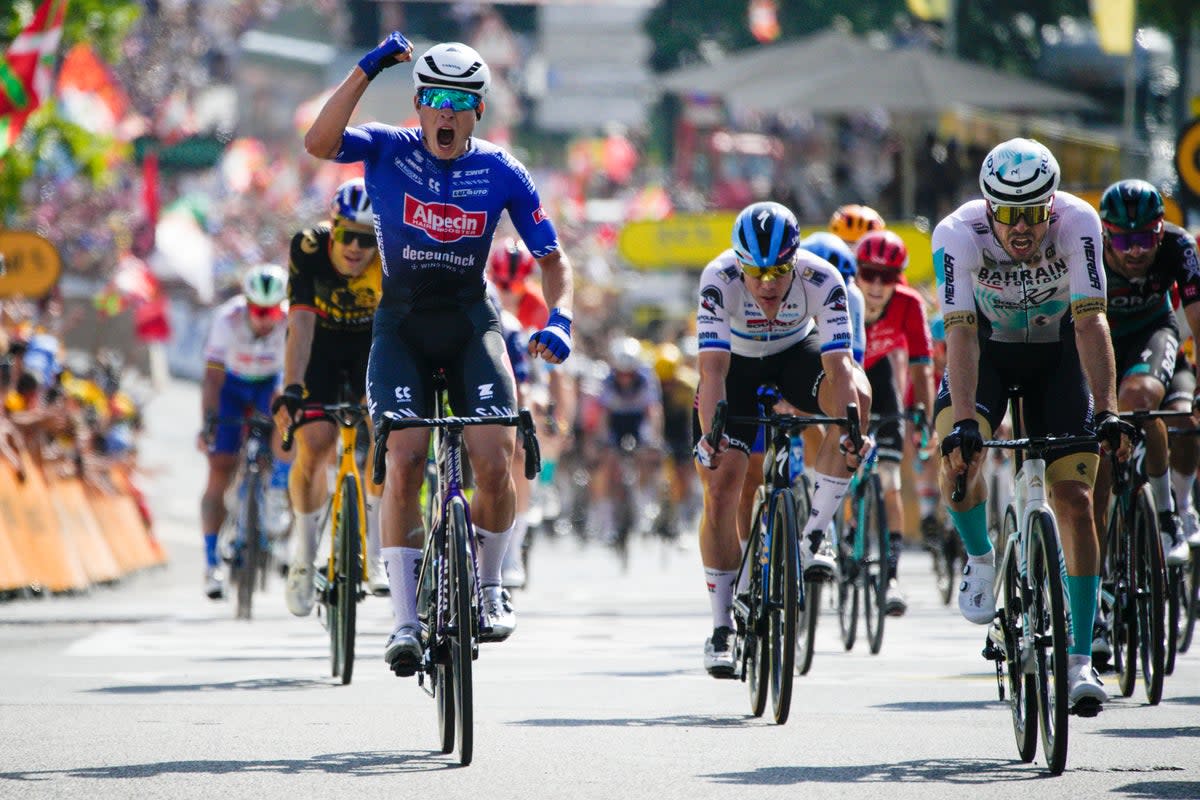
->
[947, 502, 991, 557]
[540, 458, 557, 485]
[1066, 574, 1100, 656]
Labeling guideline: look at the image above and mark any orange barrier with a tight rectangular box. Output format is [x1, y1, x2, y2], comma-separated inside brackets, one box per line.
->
[7, 454, 91, 593]
[84, 480, 148, 574]
[110, 469, 167, 567]
[46, 472, 122, 585]
[0, 462, 37, 592]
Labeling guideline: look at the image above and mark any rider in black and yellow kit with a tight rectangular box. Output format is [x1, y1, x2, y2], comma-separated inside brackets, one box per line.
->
[273, 178, 386, 615]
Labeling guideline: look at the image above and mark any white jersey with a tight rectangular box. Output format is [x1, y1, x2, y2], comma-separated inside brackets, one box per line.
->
[696, 248, 852, 358]
[203, 296, 287, 380]
[933, 192, 1106, 344]
[847, 279, 867, 364]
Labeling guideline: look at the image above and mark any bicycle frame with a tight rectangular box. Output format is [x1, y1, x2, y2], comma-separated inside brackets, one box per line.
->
[323, 407, 370, 587]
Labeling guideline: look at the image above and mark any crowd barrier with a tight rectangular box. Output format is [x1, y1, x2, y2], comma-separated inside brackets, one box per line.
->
[0, 452, 167, 597]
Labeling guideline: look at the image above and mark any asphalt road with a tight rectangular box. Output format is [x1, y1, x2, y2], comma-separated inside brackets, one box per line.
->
[1, 379, 1197, 799]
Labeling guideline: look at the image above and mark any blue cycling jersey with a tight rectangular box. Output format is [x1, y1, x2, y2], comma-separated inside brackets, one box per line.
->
[336, 125, 559, 310]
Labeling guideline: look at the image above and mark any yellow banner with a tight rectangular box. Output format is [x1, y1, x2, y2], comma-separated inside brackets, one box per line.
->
[1090, 0, 1134, 56]
[906, 0, 948, 22]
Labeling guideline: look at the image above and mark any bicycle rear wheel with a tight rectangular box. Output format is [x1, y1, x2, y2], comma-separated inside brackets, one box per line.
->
[447, 496, 474, 765]
[1166, 564, 1182, 675]
[860, 474, 887, 655]
[1028, 511, 1069, 775]
[235, 472, 263, 620]
[1132, 485, 1165, 705]
[332, 474, 361, 684]
[768, 490, 799, 724]
[836, 508, 859, 652]
[793, 487, 819, 676]
[1000, 509, 1036, 763]
[435, 661, 454, 753]
[1181, 555, 1199, 654]
[745, 500, 769, 719]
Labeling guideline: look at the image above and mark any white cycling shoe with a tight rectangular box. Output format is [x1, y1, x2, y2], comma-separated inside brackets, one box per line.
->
[480, 585, 516, 642]
[1067, 654, 1106, 716]
[285, 561, 315, 617]
[367, 557, 390, 597]
[384, 625, 423, 677]
[1182, 508, 1200, 548]
[958, 554, 996, 625]
[800, 534, 836, 579]
[703, 625, 736, 678]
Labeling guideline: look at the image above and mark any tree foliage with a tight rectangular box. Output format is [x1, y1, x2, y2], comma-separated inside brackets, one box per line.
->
[1, 0, 142, 220]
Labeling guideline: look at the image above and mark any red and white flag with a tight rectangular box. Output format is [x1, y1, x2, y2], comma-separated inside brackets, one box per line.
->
[0, 0, 70, 153]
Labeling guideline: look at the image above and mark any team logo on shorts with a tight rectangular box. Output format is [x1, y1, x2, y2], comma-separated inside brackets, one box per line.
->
[404, 195, 487, 243]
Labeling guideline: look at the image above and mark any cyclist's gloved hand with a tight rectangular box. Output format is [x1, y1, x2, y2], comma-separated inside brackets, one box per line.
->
[358, 31, 413, 81]
[271, 383, 306, 419]
[941, 418, 982, 461]
[1094, 410, 1135, 453]
[198, 411, 217, 449]
[529, 308, 573, 363]
[694, 433, 730, 469]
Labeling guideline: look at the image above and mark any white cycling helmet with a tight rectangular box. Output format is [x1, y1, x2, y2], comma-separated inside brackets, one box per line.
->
[412, 42, 491, 96]
[979, 137, 1060, 206]
[610, 336, 643, 373]
[242, 264, 288, 307]
[331, 177, 372, 225]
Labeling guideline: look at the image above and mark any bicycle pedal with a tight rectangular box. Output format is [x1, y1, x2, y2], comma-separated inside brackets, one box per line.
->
[1069, 698, 1102, 718]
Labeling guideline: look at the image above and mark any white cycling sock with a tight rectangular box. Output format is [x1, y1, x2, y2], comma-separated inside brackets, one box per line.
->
[802, 472, 851, 551]
[503, 512, 529, 570]
[1149, 470, 1174, 514]
[383, 546, 422, 629]
[292, 509, 324, 564]
[475, 522, 513, 588]
[365, 495, 382, 562]
[1171, 469, 1195, 514]
[705, 567, 737, 630]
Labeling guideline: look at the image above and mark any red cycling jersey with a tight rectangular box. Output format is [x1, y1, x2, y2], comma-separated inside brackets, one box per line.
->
[863, 283, 933, 372]
[512, 282, 550, 330]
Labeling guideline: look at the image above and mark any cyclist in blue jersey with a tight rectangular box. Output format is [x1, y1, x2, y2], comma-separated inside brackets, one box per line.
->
[304, 33, 575, 677]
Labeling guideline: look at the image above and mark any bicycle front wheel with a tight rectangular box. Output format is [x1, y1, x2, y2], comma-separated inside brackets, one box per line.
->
[235, 472, 263, 621]
[1181, 555, 1199, 654]
[745, 498, 769, 719]
[768, 490, 799, 724]
[860, 474, 887, 655]
[1028, 511, 1069, 776]
[836, 507, 859, 652]
[792, 487, 819, 676]
[1000, 508, 1036, 763]
[332, 474, 361, 684]
[448, 497, 475, 765]
[1166, 564, 1182, 675]
[1132, 485, 1165, 705]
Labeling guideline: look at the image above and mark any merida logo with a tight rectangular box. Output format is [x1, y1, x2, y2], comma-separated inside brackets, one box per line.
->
[1081, 236, 1100, 291]
[403, 195, 487, 243]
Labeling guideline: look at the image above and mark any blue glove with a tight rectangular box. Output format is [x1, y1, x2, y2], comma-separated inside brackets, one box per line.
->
[529, 308, 573, 362]
[358, 31, 412, 81]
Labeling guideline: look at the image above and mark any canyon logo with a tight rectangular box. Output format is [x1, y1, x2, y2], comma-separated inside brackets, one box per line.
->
[404, 195, 487, 243]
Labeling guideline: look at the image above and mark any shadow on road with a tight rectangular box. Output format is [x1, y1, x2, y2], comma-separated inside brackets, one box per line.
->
[86, 677, 334, 694]
[1164, 695, 1200, 706]
[0, 751, 455, 781]
[703, 758, 1044, 785]
[872, 700, 1007, 712]
[1112, 781, 1200, 798]
[510, 714, 748, 728]
[1095, 726, 1200, 740]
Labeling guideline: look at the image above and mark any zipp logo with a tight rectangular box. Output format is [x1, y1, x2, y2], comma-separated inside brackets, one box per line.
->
[403, 195, 487, 243]
[478, 383, 494, 400]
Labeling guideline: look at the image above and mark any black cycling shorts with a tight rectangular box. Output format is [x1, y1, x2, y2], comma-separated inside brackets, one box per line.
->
[304, 330, 372, 404]
[367, 300, 516, 423]
[1113, 318, 1179, 388]
[866, 357, 903, 463]
[691, 329, 826, 455]
[934, 337, 1099, 485]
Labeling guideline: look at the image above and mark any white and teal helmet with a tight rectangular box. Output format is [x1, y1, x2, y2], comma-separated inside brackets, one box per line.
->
[242, 263, 288, 307]
[979, 138, 1060, 205]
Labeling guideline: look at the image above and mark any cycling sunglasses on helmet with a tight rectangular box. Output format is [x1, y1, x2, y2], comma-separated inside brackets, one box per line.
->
[990, 202, 1052, 226]
[858, 266, 901, 285]
[417, 87, 483, 112]
[332, 225, 377, 249]
[738, 260, 795, 281]
[1106, 224, 1162, 253]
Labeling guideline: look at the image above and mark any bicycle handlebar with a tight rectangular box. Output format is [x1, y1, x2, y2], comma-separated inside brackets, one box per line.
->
[281, 402, 370, 452]
[952, 432, 1101, 502]
[371, 409, 541, 486]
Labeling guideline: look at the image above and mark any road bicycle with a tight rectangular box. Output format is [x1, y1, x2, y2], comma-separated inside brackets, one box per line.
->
[969, 391, 1098, 775]
[1100, 410, 1174, 704]
[373, 376, 540, 766]
[284, 401, 373, 685]
[212, 413, 276, 620]
[710, 387, 859, 725]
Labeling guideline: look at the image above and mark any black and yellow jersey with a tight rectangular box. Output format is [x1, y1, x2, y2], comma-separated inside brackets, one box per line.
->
[288, 222, 382, 335]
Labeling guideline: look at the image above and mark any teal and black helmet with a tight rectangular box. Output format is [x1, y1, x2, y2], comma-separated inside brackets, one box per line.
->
[1099, 179, 1164, 231]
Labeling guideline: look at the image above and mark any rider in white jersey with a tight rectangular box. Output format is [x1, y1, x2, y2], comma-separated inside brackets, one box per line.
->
[934, 139, 1132, 716]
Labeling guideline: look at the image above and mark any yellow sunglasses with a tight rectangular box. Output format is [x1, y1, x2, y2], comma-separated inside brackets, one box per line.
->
[990, 202, 1052, 226]
[739, 260, 795, 281]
